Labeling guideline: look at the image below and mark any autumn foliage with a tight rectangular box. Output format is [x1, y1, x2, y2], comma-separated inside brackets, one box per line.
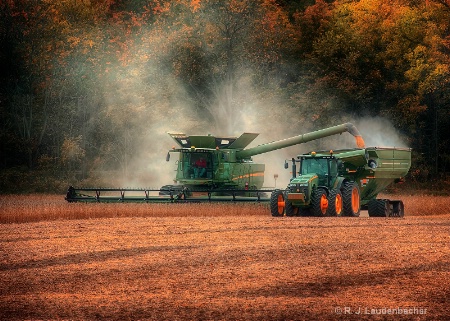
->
[1, 0, 450, 192]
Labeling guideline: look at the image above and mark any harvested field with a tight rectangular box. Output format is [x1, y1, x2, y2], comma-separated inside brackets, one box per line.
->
[0, 195, 449, 320]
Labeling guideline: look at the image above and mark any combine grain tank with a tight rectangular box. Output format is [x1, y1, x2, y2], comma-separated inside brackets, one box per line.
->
[271, 147, 412, 217]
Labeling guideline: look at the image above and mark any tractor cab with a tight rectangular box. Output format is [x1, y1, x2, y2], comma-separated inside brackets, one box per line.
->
[299, 154, 339, 187]
[285, 151, 342, 194]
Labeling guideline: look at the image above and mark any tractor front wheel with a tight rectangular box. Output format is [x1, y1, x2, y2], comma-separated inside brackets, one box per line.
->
[270, 189, 285, 217]
[311, 188, 328, 217]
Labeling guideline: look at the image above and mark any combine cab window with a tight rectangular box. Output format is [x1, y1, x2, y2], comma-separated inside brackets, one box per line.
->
[180, 152, 214, 179]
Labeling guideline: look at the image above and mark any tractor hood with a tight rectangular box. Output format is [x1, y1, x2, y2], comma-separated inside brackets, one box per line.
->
[290, 174, 318, 186]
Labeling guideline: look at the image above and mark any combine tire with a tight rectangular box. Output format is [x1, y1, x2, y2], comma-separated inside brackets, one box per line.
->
[327, 189, 343, 217]
[285, 195, 299, 217]
[311, 188, 328, 217]
[342, 182, 360, 217]
[270, 189, 285, 217]
[368, 199, 389, 217]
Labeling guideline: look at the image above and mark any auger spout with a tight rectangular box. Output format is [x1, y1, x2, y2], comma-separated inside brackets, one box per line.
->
[236, 123, 365, 159]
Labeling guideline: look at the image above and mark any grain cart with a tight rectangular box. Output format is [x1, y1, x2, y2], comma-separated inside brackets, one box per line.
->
[66, 123, 365, 203]
[271, 147, 411, 217]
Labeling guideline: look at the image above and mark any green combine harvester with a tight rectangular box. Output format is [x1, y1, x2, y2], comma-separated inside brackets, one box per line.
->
[271, 147, 411, 217]
[66, 123, 366, 203]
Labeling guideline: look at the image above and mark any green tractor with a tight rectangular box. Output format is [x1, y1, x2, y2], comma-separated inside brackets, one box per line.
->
[271, 147, 412, 217]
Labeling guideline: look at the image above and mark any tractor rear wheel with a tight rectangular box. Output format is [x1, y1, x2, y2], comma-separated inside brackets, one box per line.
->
[327, 189, 343, 217]
[342, 182, 360, 217]
[311, 188, 328, 217]
[270, 189, 285, 217]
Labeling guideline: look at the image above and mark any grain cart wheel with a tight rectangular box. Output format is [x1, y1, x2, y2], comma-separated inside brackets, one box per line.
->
[368, 199, 389, 217]
[327, 189, 343, 217]
[311, 188, 328, 217]
[390, 200, 405, 217]
[270, 189, 285, 217]
[285, 195, 299, 217]
[342, 182, 360, 217]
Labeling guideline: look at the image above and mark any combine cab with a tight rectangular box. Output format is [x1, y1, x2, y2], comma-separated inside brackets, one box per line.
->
[66, 123, 366, 203]
[271, 147, 412, 217]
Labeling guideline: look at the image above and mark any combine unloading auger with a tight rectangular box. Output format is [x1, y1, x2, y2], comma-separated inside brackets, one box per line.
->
[65, 123, 366, 203]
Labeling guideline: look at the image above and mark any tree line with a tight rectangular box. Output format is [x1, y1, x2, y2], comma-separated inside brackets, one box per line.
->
[1, 0, 449, 192]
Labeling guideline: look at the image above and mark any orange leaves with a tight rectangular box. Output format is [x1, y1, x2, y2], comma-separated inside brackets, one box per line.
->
[190, 0, 201, 12]
[86, 39, 94, 48]
[67, 36, 81, 48]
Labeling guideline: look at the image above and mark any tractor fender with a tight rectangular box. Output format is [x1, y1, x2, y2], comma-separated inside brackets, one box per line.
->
[333, 176, 346, 190]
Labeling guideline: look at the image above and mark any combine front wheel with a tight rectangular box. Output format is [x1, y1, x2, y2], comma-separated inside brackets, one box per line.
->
[270, 189, 285, 217]
[311, 188, 328, 217]
[342, 182, 360, 217]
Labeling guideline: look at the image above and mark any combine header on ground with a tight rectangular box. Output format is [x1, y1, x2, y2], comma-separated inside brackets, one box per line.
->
[66, 123, 365, 203]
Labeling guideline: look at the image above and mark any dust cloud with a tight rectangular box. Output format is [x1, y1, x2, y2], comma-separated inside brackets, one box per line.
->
[102, 62, 409, 190]
[85, 11, 408, 190]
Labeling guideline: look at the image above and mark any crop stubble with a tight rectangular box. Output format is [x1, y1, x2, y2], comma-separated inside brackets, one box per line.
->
[0, 196, 449, 320]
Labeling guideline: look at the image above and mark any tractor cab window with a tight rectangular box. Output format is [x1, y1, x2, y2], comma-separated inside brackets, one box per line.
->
[301, 158, 329, 185]
[181, 152, 213, 179]
[301, 158, 329, 177]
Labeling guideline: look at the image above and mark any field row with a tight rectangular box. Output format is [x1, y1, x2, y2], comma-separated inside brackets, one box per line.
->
[1, 194, 449, 224]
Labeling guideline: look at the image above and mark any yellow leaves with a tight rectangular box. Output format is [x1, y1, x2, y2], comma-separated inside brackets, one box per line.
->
[404, 45, 450, 95]
[421, 63, 450, 94]
[405, 45, 430, 81]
